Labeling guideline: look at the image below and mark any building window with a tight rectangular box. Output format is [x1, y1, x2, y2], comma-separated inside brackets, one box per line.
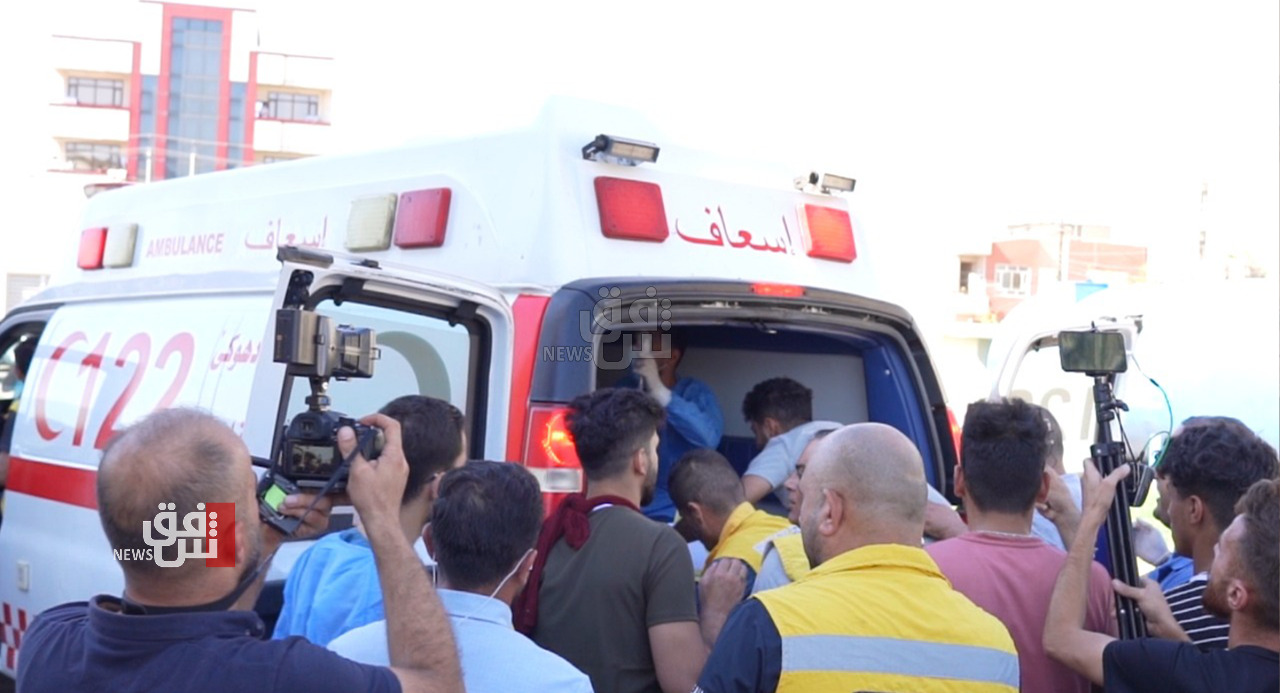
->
[263, 92, 320, 121]
[67, 77, 125, 107]
[65, 142, 124, 171]
[165, 16, 224, 178]
[994, 264, 1032, 296]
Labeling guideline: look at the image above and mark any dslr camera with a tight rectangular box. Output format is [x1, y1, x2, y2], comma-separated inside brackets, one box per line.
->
[259, 271, 384, 531]
[272, 302, 384, 493]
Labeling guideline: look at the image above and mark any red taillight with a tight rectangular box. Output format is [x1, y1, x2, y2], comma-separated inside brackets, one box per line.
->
[78, 228, 108, 270]
[394, 187, 452, 248]
[751, 283, 805, 297]
[594, 177, 669, 242]
[800, 204, 856, 263]
[524, 405, 583, 495]
[947, 406, 963, 461]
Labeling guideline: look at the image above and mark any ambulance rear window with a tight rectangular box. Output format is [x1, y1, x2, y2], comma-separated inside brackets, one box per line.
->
[281, 299, 473, 428]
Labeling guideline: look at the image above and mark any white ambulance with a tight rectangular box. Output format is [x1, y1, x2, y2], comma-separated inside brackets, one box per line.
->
[0, 99, 959, 675]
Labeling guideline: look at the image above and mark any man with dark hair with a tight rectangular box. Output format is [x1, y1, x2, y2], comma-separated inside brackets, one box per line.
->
[927, 398, 1115, 693]
[697, 423, 1019, 692]
[17, 408, 462, 693]
[1108, 416, 1278, 651]
[740, 377, 840, 508]
[1045, 467, 1279, 692]
[618, 329, 724, 522]
[274, 395, 467, 644]
[514, 388, 742, 693]
[330, 461, 592, 692]
[670, 449, 791, 595]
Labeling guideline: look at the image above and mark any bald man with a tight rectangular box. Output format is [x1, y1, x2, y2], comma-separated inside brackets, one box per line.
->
[17, 408, 463, 693]
[695, 423, 1019, 693]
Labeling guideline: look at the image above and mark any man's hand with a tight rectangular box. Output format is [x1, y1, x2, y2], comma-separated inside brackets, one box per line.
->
[344, 414, 408, 533]
[698, 559, 748, 650]
[1080, 459, 1131, 529]
[1111, 577, 1191, 642]
[1131, 519, 1171, 566]
[634, 358, 672, 406]
[275, 492, 335, 541]
[1038, 471, 1082, 547]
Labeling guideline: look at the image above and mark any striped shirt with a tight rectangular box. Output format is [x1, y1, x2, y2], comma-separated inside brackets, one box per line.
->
[1164, 572, 1229, 651]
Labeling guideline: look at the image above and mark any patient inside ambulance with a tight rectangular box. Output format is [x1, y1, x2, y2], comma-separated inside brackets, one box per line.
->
[597, 326, 967, 542]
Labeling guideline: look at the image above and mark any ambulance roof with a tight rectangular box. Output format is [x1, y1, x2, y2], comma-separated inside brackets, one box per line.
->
[62, 97, 882, 298]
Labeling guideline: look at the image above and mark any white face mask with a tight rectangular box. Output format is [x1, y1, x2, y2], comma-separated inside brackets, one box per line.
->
[445, 547, 535, 624]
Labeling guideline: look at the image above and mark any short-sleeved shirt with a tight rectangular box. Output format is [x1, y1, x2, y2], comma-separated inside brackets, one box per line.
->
[16, 596, 400, 693]
[1164, 573, 1229, 651]
[273, 527, 389, 645]
[329, 588, 593, 692]
[1102, 638, 1278, 693]
[927, 532, 1116, 693]
[742, 421, 841, 508]
[533, 505, 698, 693]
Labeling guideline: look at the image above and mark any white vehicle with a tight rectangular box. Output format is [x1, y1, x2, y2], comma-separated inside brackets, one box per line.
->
[986, 278, 1280, 470]
[0, 99, 961, 676]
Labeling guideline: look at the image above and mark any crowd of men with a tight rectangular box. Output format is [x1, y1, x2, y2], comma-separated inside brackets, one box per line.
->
[11, 342, 1280, 692]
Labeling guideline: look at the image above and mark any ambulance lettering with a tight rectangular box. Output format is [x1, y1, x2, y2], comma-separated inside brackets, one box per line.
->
[244, 217, 330, 251]
[674, 206, 796, 254]
[33, 331, 195, 450]
[144, 233, 226, 259]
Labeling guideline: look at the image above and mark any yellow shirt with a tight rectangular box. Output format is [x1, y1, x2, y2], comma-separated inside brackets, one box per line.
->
[705, 502, 792, 573]
[754, 543, 1019, 693]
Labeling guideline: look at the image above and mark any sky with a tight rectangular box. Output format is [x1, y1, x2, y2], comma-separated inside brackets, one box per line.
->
[254, 0, 1279, 274]
[3, 0, 1276, 276]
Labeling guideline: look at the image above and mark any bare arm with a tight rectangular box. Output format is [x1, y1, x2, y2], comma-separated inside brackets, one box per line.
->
[1044, 461, 1129, 687]
[923, 501, 967, 540]
[344, 416, 462, 693]
[742, 475, 774, 504]
[698, 559, 748, 647]
[649, 621, 707, 693]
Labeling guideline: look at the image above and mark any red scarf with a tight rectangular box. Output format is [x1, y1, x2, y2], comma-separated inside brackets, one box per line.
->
[513, 492, 640, 635]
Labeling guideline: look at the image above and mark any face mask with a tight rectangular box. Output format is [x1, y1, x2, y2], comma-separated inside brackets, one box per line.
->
[452, 547, 535, 624]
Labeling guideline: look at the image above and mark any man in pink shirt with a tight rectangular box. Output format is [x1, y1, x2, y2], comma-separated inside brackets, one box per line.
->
[927, 398, 1116, 693]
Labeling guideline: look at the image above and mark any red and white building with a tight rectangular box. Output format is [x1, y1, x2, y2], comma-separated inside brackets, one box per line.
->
[4, 0, 333, 312]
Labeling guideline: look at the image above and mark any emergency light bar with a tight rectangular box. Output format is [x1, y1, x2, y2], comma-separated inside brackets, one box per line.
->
[795, 171, 857, 195]
[582, 134, 660, 166]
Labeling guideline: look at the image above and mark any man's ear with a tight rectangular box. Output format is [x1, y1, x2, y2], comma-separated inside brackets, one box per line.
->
[631, 447, 648, 477]
[423, 523, 435, 556]
[1188, 495, 1207, 527]
[510, 548, 538, 594]
[764, 417, 784, 439]
[1227, 576, 1250, 613]
[954, 464, 968, 501]
[1035, 469, 1052, 505]
[820, 488, 843, 537]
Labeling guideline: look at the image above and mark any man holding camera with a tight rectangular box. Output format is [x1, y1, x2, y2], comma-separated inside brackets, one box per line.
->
[16, 407, 462, 693]
[274, 395, 467, 645]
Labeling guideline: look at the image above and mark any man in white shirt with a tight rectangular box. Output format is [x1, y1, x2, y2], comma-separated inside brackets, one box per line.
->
[739, 377, 840, 511]
[330, 461, 593, 693]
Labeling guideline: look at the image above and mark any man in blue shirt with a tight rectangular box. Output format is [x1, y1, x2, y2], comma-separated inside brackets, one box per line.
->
[616, 330, 723, 522]
[17, 407, 462, 693]
[274, 395, 467, 645]
[330, 461, 593, 692]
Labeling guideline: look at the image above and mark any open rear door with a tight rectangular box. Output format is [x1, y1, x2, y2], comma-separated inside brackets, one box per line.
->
[247, 247, 513, 587]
